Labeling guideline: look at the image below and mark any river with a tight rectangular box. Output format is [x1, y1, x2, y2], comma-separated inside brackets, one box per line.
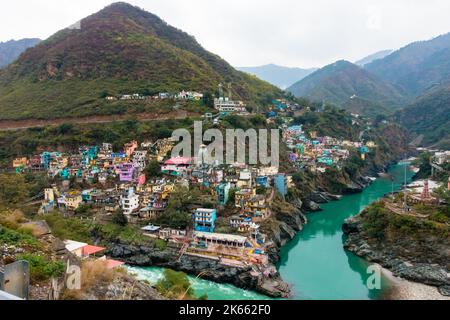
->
[128, 163, 414, 300]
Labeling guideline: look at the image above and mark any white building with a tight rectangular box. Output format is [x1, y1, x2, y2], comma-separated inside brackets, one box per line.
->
[120, 187, 140, 215]
[214, 97, 247, 113]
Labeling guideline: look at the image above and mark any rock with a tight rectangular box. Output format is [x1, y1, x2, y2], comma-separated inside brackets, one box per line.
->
[310, 192, 330, 204]
[303, 200, 322, 212]
[438, 285, 450, 296]
[343, 181, 364, 194]
[393, 264, 449, 287]
[342, 218, 360, 234]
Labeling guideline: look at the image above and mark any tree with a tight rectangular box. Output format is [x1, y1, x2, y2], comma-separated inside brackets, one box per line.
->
[0, 174, 28, 206]
[145, 160, 162, 178]
[202, 92, 214, 108]
[112, 210, 128, 227]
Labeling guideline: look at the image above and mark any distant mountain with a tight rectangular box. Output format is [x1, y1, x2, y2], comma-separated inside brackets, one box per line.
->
[395, 84, 450, 148]
[237, 64, 317, 89]
[365, 33, 450, 97]
[0, 2, 282, 120]
[287, 60, 406, 113]
[355, 49, 392, 66]
[0, 38, 41, 68]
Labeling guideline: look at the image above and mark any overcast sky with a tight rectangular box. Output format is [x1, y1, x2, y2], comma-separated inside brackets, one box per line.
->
[1, 0, 450, 68]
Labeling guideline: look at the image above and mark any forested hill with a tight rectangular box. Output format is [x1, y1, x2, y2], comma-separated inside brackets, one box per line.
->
[0, 2, 282, 120]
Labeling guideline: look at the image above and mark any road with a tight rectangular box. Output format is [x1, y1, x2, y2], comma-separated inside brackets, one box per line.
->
[0, 110, 193, 131]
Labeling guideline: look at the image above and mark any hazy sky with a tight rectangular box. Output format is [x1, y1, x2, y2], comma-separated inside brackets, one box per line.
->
[2, 0, 450, 68]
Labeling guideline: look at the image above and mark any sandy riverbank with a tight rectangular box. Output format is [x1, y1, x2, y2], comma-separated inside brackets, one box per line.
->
[382, 267, 449, 300]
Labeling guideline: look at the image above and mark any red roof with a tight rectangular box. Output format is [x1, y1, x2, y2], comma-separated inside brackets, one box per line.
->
[82, 245, 106, 256]
[164, 157, 192, 165]
[106, 259, 125, 269]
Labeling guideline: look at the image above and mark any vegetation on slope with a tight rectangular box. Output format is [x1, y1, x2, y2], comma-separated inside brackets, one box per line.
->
[365, 32, 450, 96]
[395, 85, 450, 149]
[287, 60, 406, 111]
[0, 2, 283, 120]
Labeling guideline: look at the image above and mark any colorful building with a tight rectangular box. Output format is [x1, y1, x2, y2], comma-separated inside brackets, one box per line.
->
[194, 208, 217, 233]
[216, 182, 231, 205]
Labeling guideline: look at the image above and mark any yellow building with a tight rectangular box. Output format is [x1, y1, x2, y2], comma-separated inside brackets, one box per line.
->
[13, 157, 28, 168]
[65, 192, 83, 211]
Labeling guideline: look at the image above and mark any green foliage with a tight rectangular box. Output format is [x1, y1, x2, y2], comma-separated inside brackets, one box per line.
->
[155, 269, 196, 300]
[0, 225, 39, 248]
[0, 3, 283, 120]
[75, 205, 93, 217]
[362, 202, 389, 239]
[152, 238, 167, 251]
[43, 213, 92, 243]
[288, 60, 405, 109]
[93, 222, 147, 246]
[362, 201, 450, 240]
[17, 253, 65, 282]
[293, 107, 359, 140]
[202, 91, 214, 108]
[396, 85, 450, 148]
[0, 119, 194, 167]
[155, 187, 202, 229]
[0, 174, 29, 206]
[145, 160, 162, 178]
[111, 210, 128, 227]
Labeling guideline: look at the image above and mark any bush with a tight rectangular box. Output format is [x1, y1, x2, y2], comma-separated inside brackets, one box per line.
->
[155, 269, 195, 300]
[43, 213, 92, 243]
[0, 225, 39, 248]
[362, 203, 389, 239]
[112, 210, 128, 227]
[17, 253, 65, 282]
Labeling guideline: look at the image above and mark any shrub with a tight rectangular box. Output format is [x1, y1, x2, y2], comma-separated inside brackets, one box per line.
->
[17, 253, 65, 282]
[155, 269, 195, 300]
[0, 226, 39, 248]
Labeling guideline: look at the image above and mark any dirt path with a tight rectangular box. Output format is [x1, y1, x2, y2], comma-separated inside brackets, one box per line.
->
[0, 110, 194, 131]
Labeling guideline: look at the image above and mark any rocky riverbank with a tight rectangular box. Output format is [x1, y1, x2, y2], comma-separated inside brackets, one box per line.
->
[108, 241, 289, 298]
[105, 161, 394, 298]
[343, 207, 450, 297]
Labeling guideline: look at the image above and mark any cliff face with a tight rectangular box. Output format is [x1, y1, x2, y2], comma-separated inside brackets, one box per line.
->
[343, 206, 450, 296]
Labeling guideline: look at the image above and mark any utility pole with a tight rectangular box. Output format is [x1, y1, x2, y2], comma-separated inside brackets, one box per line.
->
[403, 154, 408, 212]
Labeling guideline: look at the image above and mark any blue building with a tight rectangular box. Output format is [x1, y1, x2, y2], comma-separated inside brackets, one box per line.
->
[256, 176, 269, 188]
[274, 174, 288, 199]
[216, 182, 231, 206]
[194, 208, 217, 233]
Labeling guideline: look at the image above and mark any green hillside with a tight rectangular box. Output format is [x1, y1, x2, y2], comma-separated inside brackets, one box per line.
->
[396, 85, 450, 149]
[366, 33, 450, 96]
[287, 60, 406, 113]
[342, 97, 390, 118]
[0, 2, 282, 120]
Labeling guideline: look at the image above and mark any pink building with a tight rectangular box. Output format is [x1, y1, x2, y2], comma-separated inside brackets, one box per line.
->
[118, 163, 135, 182]
[124, 140, 138, 158]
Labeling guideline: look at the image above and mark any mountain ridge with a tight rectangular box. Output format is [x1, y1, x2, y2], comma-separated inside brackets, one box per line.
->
[287, 60, 406, 113]
[0, 38, 41, 68]
[0, 2, 282, 120]
[365, 32, 450, 96]
[355, 49, 393, 66]
[237, 64, 317, 89]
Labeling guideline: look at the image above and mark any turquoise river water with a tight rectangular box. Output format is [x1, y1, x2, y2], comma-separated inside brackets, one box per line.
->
[128, 163, 414, 300]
